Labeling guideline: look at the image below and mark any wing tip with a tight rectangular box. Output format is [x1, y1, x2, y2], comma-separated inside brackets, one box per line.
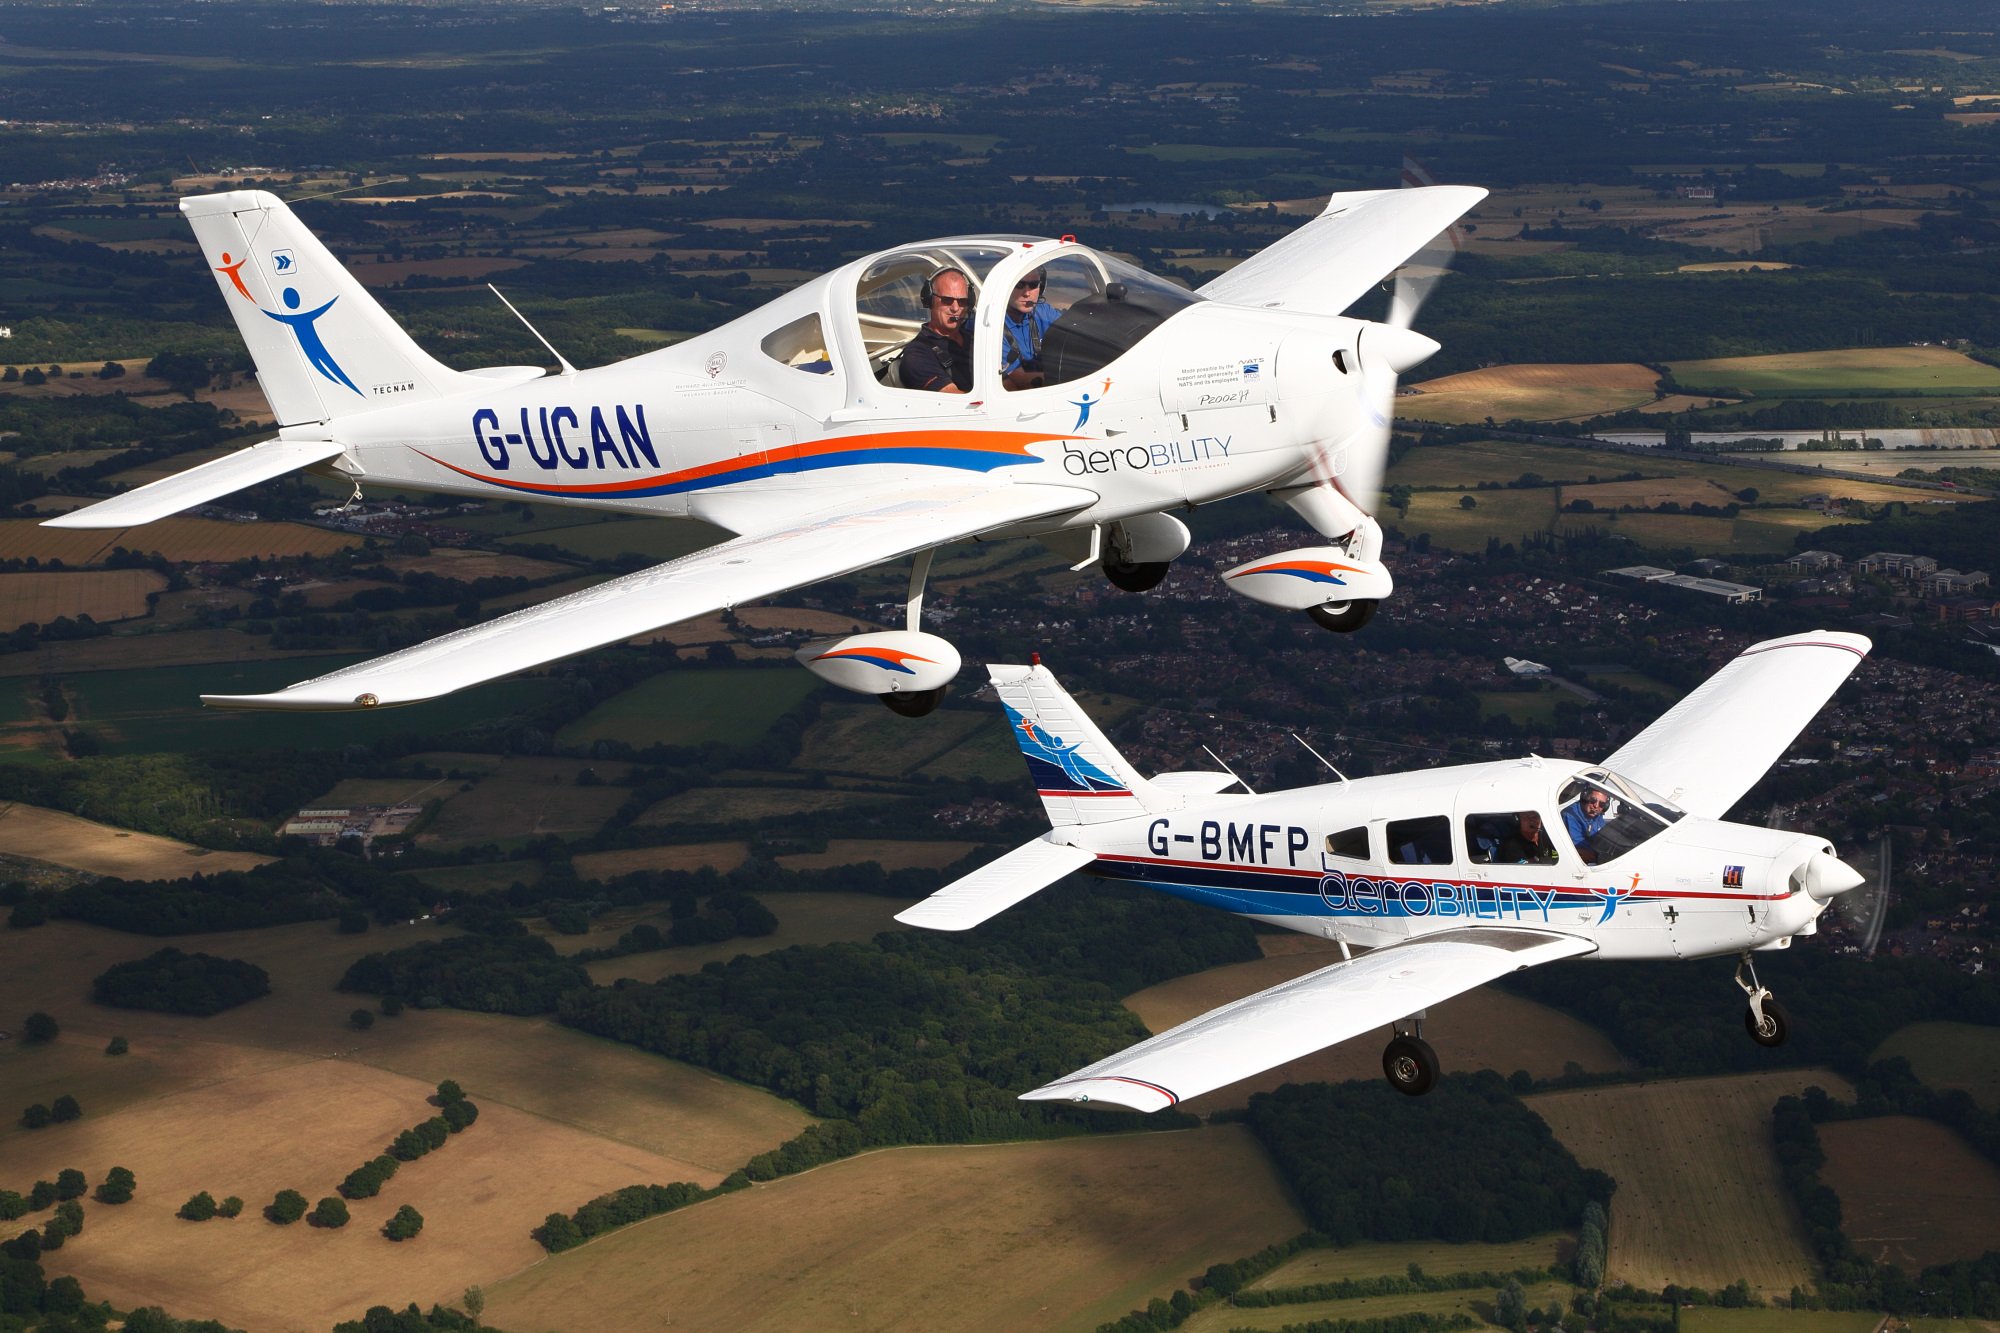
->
[1019, 1077, 1177, 1114]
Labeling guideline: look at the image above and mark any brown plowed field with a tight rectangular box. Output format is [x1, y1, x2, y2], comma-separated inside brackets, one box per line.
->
[0, 569, 166, 629]
[1529, 1070, 1851, 1297]
[1819, 1115, 2000, 1271]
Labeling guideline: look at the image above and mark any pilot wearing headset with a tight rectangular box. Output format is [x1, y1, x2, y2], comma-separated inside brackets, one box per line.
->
[900, 266, 976, 394]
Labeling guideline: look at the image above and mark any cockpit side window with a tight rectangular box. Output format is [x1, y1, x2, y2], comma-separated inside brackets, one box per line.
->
[1325, 826, 1370, 860]
[1386, 815, 1453, 867]
[1006, 250, 1201, 391]
[855, 244, 1014, 388]
[759, 313, 833, 375]
[1558, 768, 1682, 865]
[1466, 811, 1559, 866]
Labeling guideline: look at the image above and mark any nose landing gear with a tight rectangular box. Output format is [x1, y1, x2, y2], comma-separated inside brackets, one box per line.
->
[1735, 953, 1789, 1048]
[1382, 1014, 1439, 1096]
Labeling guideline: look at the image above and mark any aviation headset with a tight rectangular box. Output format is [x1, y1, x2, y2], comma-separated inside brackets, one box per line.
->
[919, 265, 973, 308]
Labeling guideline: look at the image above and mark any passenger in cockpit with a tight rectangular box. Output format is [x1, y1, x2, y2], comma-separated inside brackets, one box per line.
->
[900, 266, 976, 394]
[1497, 809, 1559, 865]
[1001, 268, 1059, 389]
[1565, 787, 1610, 864]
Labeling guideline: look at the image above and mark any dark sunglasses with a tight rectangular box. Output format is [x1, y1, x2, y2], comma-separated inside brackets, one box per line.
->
[933, 293, 973, 306]
[1013, 278, 1043, 291]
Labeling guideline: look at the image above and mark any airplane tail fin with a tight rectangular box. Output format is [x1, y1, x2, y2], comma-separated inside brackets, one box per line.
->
[181, 190, 479, 427]
[989, 661, 1167, 827]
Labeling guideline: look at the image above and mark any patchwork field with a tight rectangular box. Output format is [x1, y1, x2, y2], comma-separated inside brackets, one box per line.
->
[1528, 1070, 1852, 1296]
[417, 756, 632, 849]
[1242, 1233, 1571, 1290]
[1403, 363, 1662, 424]
[794, 703, 992, 777]
[1388, 440, 1645, 490]
[0, 801, 269, 879]
[634, 785, 898, 827]
[556, 668, 824, 751]
[0, 517, 360, 565]
[484, 1126, 1305, 1333]
[1818, 1115, 2000, 1271]
[1668, 347, 2000, 396]
[581, 891, 913, 985]
[1872, 1021, 2000, 1109]
[1122, 936, 1630, 1114]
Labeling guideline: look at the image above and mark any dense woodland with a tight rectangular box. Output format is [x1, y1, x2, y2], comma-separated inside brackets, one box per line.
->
[90, 949, 270, 1016]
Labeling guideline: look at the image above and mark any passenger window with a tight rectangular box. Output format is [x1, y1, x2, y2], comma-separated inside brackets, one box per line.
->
[1386, 816, 1453, 866]
[1466, 811, 1558, 866]
[760, 313, 833, 375]
[1325, 826, 1370, 860]
[1005, 250, 1201, 391]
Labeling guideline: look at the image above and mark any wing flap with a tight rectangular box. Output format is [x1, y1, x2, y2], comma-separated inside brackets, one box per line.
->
[1198, 185, 1486, 318]
[1020, 927, 1595, 1112]
[41, 438, 348, 530]
[894, 836, 1095, 931]
[1603, 631, 1871, 819]
[201, 480, 1097, 711]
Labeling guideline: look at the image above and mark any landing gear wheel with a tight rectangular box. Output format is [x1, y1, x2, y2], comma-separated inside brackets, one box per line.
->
[1103, 559, 1170, 593]
[1745, 996, 1789, 1048]
[1382, 1035, 1440, 1096]
[1307, 599, 1378, 634]
[880, 686, 946, 718]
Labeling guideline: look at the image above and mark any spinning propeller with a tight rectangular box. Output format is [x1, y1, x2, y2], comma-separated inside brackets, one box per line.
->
[1771, 805, 1889, 958]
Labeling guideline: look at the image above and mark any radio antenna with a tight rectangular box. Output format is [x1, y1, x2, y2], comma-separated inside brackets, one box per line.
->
[488, 284, 577, 376]
[1291, 732, 1348, 788]
[1201, 745, 1255, 795]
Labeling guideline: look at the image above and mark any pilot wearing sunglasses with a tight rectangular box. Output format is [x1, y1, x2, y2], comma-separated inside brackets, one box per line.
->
[900, 266, 976, 393]
[1002, 268, 1058, 390]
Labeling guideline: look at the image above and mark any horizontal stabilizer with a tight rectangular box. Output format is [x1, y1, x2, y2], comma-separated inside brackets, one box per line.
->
[1198, 185, 1486, 319]
[1150, 771, 1243, 796]
[1021, 928, 1595, 1112]
[1604, 630, 1871, 819]
[42, 438, 347, 530]
[895, 836, 1095, 931]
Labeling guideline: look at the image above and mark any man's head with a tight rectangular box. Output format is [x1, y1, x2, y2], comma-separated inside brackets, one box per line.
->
[1009, 269, 1046, 317]
[926, 268, 972, 336]
[1517, 810, 1544, 840]
[1580, 788, 1609, 818]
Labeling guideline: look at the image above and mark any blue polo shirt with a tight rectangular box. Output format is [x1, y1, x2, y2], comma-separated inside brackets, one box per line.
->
[1001, 300, 1059, 374]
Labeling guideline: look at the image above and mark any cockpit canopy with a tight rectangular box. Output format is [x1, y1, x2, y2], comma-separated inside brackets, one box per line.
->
[1556, 767, 1686, 863]
[749, 235, 1203, 397]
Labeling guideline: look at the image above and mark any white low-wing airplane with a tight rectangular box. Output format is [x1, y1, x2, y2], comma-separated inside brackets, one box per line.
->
[46, 182, 1481, 715]
[895, 630, 1873, 1108]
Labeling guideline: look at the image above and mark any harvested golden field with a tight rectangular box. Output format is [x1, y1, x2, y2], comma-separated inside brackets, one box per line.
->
[572, 842, 750, 880]
[1123, 936, 1629, 1114]
[1245, 1233, 1571, 1290]
[773, 839, 981, 871]
[1669, 346, 2000, 395]
[0, 569, 165, 628]
[8, 1060, 708, 1332]
[1529, 1070, 1852, 1297]
[581, 891, 912, 985]
[0, 517, 359, 565]
[485, 1127, 1305, 1333]
[0, 801, 269, 879]
[1403, 363, 1661, 424]
[1819, 1116, 2000, 1271]
[1185, 1279, 1576, 1333]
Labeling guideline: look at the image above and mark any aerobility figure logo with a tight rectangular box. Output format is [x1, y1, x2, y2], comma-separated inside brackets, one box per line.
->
[1004, 703, 1128, 796]
[211, 249, 362, 398]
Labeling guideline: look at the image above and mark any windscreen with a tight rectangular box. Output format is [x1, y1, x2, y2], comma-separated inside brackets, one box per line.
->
[1028, 251, 1202, 388]
[1557, 768, 1684, 864]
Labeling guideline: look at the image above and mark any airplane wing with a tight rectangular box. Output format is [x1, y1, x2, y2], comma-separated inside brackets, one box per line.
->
[893, 835, 1096, 931]
[201, 480, 1097, 711]
[1602, 630, 1871, 819]
[1197, 185, 1487, 318]
[1019, 927, 1595, 1112]
[41, 438, 349, 530]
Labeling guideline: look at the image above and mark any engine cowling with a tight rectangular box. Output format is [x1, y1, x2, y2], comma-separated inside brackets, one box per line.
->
[795, 630, 961, 698]
[1220, 547, 1395, 611]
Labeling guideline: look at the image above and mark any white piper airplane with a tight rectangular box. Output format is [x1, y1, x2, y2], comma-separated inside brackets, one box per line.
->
[895, 630, 1873, 1109]
[46, 181, 1481, 715]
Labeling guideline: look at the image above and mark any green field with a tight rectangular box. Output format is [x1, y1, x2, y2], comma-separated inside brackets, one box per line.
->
[1387, 440, 1651, 491]
[65, 657, 556, 754]
[794, 703, 989, 776]
[557, 668, 824, 750]
[1581, 669, 1680, 700]
[1668, 348, 2000, 396]
[921, 717, 1031, 783]
[1244, 1234, 1571, 1290]
[1873, 1021, 2000, 1110]
[1680, 1312, 1885, 1333]
[1398, 489, 1560, 552]
[401, 861, 545, 897]
[1476, 690, 1565, 726]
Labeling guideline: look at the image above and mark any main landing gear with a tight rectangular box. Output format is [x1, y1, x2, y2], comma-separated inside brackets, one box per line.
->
[1382, 1013, 1439, 1096]
[1307, 599, 1378, 634]
[1735, 953, 1790, 1048]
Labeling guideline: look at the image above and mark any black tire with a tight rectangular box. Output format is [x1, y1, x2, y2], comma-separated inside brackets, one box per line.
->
[1103, 559, 1170, 593]
[1307, 599, 1378, 634]
[1382, 1035, 1439, 1096]
[880, 686, 946, 718]
[1745, 996, 1789, 1048]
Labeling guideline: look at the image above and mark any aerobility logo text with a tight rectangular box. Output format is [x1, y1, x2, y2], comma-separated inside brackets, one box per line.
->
[1063, 435, 1232, 477]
